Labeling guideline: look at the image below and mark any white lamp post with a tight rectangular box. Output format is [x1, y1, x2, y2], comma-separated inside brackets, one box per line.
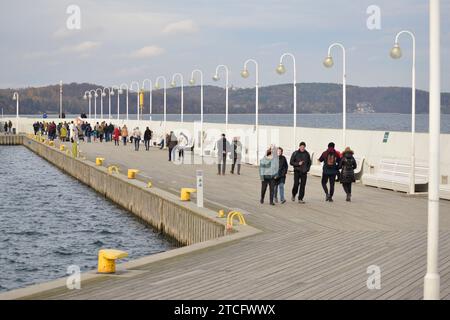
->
[190, 69, 204, 157]
[83, 90, 92, 119]
[277, 53, 297, 152]
[213, 65, 230, 131]
[142, 79, 153, 120]
[59, 80, 63, 118]
[241, 58, 259, 164]
[424, 0, 441, 300]
[155, 76, 167, 129]
[94, 88, 103, 120]
[390, 30, 416, 195]
[12, 92, 19, 132]
[171, 73, 184, 123]
[101, 87, 115, 120]
[324, 43, 347, 148]
[119, 83, 129, 120]
[130, 81, 141, 121]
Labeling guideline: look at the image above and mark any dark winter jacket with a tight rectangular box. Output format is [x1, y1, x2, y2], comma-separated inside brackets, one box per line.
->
[275, 155, 288, 184]
[319, 148, 341, 176]
[144, 129, 152, 141]
[290, 150, 311, 174]
[339, 151, 357, 183]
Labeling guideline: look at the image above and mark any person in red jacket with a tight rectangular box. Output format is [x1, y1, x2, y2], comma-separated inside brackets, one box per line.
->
[113, 126, 120, 146]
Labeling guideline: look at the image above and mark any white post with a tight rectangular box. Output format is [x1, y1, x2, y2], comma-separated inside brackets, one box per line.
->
[191, 70, 204, 158]
[171, 74, 184, 123]
[424, 0, 441, 300]
[196, 170, 204, 208]
[278, 53, 297, 152]
[117, 90, 120, 121]
[59, 80, 63, 118]
[94, 95, 97, 120]
[325, 43, 347, 148]
[242, 59, 259, 164]
[108, 90, 112, 120]
[214, 65, 230, 131]
[14, 93, 19, 133]
[88, 95, 92, 119]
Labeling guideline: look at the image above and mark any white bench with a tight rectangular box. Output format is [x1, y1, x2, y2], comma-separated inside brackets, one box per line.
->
[362, 159, 428, 193]
[310, 152, 365, 181]
[441, 184, 450, 200]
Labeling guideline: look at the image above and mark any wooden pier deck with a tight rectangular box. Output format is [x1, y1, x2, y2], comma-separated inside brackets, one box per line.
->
[23, 141, 450, 299]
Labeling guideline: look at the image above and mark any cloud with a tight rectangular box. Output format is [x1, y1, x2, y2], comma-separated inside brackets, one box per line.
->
[130, 45, 165, 59]
[162, 19, 199, 35]
[60, 41, 101, 54]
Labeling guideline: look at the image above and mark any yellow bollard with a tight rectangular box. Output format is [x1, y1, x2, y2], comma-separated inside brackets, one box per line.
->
[60, 145, 66, 151]
[96, 157, 105, 166]
[49, 141, 54, 147]
[180, 188, 197, 201]
[97, 249, 128, 274]
[218, 210, 225, 218]
[108, 165, 120, 175]
[147, 181, 153, 188]
[127, 169, 139, 179]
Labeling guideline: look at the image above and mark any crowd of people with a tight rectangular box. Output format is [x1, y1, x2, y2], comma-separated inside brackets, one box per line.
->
[258, 141, 357, 206]
[1, 120, 13, 134]
[32, 121, 357, 206]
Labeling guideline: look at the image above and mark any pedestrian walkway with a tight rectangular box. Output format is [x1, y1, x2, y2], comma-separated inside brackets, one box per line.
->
[28, 141, 450, 299]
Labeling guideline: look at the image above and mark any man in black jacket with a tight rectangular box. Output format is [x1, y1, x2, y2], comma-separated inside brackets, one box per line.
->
[274, 147, 288, 204]
[290, 142, 311, 204]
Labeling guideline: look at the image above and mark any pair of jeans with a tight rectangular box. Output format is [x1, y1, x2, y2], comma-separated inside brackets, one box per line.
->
[122, 137, 127, 146]
[144, 139, 150, 150]
[114, 139, 119, 146]
[134, 138, 141, 151]
[178, 148, 184, 159]
[321, 174, 336, 197]
[342, 182, 352, 195]
[292, 171, 308, 200]
[261, 179, 275, 204]
[274, 182, 285, 202]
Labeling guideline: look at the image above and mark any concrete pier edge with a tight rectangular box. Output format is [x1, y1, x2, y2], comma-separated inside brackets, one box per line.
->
[0, 134, 261, 300]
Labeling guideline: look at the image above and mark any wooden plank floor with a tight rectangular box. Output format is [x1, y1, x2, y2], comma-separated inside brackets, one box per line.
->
[28, 141, 450, 300]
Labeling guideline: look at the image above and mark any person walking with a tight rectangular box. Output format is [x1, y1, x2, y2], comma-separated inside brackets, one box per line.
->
[177, 133, 188, 160]
[144, 127, 152, 151]
[319, 142, 341, 202]
[121, 125, 128, 146]
[8, 120, 13, 134]
[4, 122, 8, 134]
[113, 126, 120, 146]
[167, 131, 178, 161]
[216, 134, 231, 175]
[60, 125, 67, 142]
[339, 147, 357, 202]
[230, 137, 243, 175]
[259, 148, 279, 205]
[133, 127, 141, 151]
[274, 147, 288, 204]
[290, 142, 312, 204]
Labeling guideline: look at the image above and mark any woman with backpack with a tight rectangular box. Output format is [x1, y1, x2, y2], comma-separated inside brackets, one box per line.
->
[339, 147, 357, 202]
[318, 142, 341, 202]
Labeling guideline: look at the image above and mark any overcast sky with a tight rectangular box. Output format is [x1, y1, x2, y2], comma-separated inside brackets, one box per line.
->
[0, 0, 449, 91]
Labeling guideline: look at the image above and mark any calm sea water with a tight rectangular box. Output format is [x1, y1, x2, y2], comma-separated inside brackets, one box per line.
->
[18, 113, 450, 134]
[0, 146, 176, 292]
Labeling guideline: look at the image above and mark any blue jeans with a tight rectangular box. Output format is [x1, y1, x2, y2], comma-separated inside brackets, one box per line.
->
[274, 182, 285, 202]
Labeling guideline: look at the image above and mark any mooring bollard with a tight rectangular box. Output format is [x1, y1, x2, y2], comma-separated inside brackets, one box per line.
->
[180, 188, 197, 201]
[96, 157, 105, 166]
[127, 169, 139, 179]
[60, 145, 66, 151]
[97, 249, 128, 274]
